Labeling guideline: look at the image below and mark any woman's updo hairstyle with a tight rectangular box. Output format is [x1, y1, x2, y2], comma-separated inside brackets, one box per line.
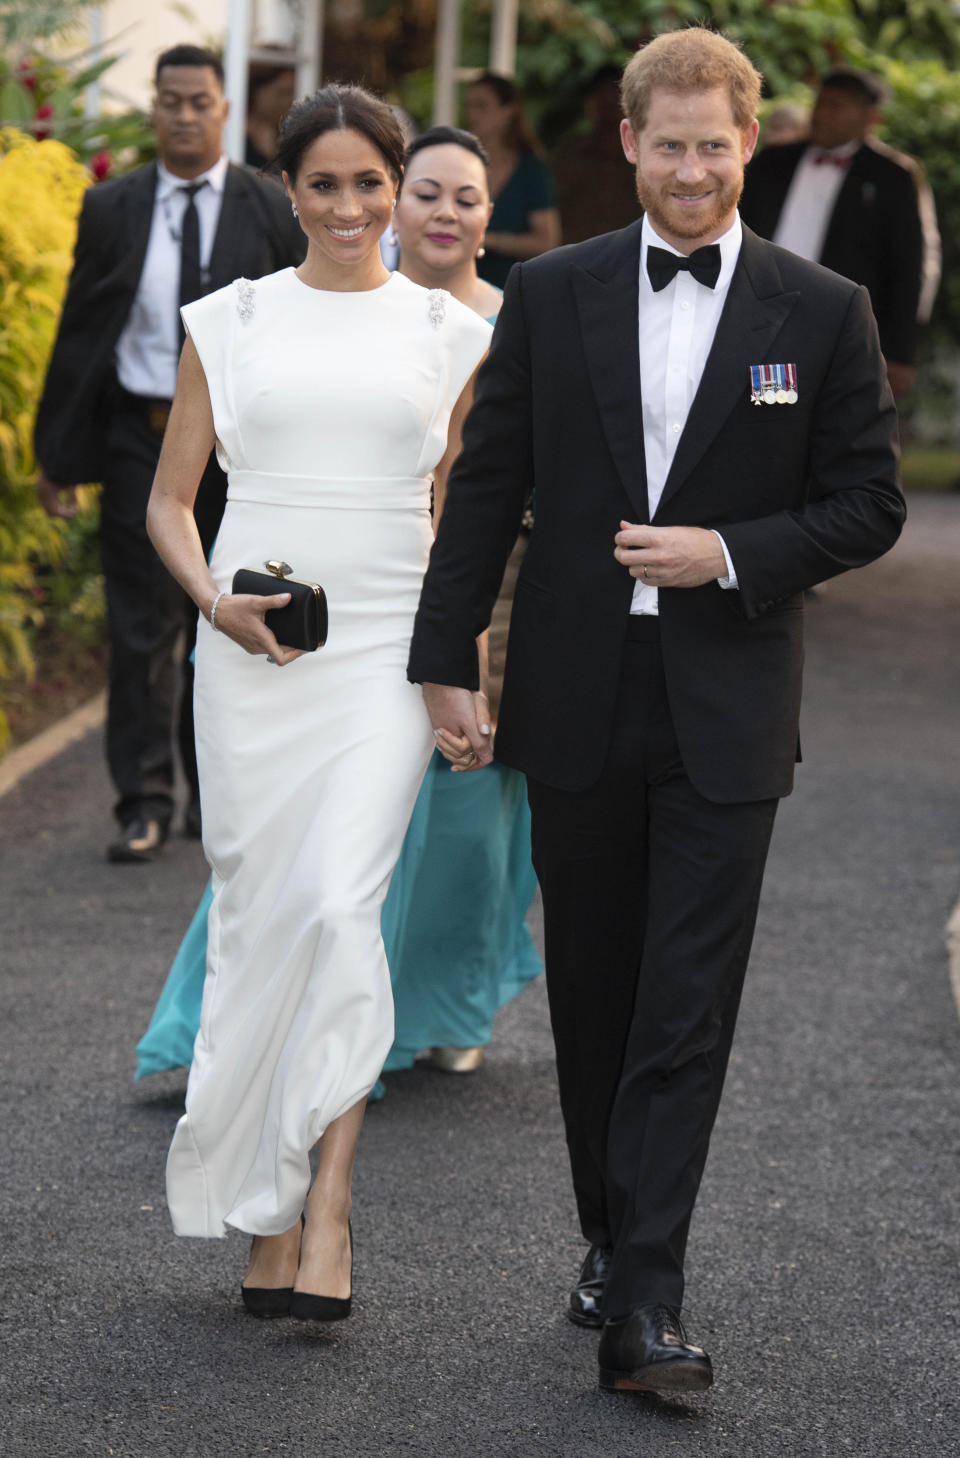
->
[269, 83, 406, 183]
[404, 125, 489, 172]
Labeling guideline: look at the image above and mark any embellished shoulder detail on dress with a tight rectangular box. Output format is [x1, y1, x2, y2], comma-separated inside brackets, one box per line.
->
[426, 289, 448, 330]
[236, 278, 255, 323]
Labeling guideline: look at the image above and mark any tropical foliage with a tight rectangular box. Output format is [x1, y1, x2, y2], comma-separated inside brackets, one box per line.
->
[0, 129, 102, 749]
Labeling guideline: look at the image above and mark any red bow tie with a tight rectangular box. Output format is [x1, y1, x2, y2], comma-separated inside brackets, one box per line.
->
[812, 150, 851, 170]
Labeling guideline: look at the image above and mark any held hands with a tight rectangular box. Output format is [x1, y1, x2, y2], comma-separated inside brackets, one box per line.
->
[37, 471, 79, 520]
[614, 522, 727, 589]
[422, 685, 493, 772]
[211, 591, 306, 667]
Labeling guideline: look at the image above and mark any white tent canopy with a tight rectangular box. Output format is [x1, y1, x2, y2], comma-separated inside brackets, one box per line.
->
[223, 0, 519, 160]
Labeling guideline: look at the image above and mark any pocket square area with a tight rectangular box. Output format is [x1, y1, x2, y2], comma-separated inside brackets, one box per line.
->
[750, 363, 798, 406]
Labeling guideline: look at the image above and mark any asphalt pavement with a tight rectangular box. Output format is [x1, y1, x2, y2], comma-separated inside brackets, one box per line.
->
[1, 494, 958, 1458]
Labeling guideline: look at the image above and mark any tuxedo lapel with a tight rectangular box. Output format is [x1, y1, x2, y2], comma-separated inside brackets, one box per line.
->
[656, 228, 799, 517]
[115, 162, 157, 292]
[821, 144, 874, 264]
[208, 165, 252, 290]
[571, 221, 649, 523]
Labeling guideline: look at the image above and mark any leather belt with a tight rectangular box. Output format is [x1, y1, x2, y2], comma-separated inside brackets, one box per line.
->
[115, 386, 173, 438]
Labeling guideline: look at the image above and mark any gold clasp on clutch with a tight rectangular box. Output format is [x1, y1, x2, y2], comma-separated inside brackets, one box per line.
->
[264, 560, 293, 579]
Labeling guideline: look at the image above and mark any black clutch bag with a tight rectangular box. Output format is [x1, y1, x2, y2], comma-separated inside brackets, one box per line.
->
[231, 559, 328, 652]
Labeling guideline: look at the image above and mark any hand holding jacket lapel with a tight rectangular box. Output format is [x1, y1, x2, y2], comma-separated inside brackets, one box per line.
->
[655, 229, 799, 519]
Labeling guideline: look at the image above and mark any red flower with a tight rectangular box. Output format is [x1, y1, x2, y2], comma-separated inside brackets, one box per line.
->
[17, 57, 36, 94]
[91, 150, 112, 182]
[34, 102, 54, 140]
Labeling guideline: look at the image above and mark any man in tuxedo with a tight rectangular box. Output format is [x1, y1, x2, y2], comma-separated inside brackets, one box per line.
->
[408, 28, 904, 1394]
[35, 44, 303, 861]
[740, 69, 924, 400]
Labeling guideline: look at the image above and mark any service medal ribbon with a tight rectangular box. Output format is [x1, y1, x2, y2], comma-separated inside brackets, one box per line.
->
[750, 362, 799, 406]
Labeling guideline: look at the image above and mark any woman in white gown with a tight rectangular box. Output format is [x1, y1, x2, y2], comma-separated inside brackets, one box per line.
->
[146, 85, 491, 1318]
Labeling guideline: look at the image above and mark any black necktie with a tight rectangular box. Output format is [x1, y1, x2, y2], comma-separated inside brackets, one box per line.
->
[647, 243, 722, 293]
[177, 181, 207, 342]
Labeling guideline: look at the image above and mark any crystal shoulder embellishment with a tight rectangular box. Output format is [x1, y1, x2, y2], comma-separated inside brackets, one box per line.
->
[427, 289, 447, 329]
[236, 278, 255, 323]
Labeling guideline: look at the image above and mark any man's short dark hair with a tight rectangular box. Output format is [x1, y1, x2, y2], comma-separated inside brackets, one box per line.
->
[820, 68, 889, 108]
[155, 45, 224, 88]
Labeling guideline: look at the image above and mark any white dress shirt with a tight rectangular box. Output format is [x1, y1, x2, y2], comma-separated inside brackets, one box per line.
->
[771, 141, 859, 263]
[115, 155, 229, 399]
[632, 211, 741, 615]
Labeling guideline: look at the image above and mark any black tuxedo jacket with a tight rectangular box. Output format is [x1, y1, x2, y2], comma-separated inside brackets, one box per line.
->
[408, 222, 905, 803]
[740, 141, 923, 366]
[35, 161, 305, 484]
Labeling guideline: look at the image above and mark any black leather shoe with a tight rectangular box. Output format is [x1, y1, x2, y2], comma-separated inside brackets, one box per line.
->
[240, 1219, 303, 1318]
[107, 818, 167, 863]
[290, 1220, 352, 1322]
[184, 797, 203, 840]
[240, 1282, 293, 1318]
[568, 1243, 612, 1328]
[598, 1304, 713, 1395]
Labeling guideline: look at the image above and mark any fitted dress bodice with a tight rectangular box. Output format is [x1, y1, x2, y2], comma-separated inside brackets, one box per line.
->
[184, 268, 489, 506]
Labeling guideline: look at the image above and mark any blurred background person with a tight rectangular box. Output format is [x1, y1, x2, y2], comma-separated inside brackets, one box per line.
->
[761, 101, 810, 146]
[465, 71, 561, 287]
[244, 60, 296, 167]
[136, 126, 543, 1092]
[865, 130, 941, 327]
[34, 44, 304, 863]
[550, 63, 639, 244]
[740, 68, 924, 400]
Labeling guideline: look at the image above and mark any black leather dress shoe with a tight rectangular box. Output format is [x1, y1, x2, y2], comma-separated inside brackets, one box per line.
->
[107, 818, 167, 863]
[290, 1220, 352, 1322]
[598, 1304, 713, 1395]
[568, 1242, 612, 1328]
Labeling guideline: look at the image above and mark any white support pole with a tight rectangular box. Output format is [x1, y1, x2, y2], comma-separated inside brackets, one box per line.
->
[85, 7, 104, 121]
[224, 0, 253, 163]
[296, 0, 324, 97]
[433, 0, 461, 125]
[489, 0, 519, 77]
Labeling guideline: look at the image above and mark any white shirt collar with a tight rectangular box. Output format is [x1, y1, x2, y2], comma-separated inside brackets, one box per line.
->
[640, 211, 742, 293]
[156, 154, 229, 199]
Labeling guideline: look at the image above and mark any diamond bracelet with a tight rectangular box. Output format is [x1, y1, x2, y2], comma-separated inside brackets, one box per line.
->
[209, 591, 227, 633]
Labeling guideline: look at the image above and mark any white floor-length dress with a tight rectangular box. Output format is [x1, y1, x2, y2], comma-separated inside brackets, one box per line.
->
[165, 268, 491, 1238]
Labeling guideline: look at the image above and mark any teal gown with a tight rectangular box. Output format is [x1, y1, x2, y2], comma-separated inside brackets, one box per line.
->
[135, 754, 541, 1095]
[136, 305, 543, 1095]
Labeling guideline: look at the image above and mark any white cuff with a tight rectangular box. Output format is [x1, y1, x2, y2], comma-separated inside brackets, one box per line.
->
[712, 530, 738, 590]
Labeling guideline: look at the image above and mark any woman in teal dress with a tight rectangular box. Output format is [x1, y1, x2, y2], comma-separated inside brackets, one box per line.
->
[136, 127, 542, 1091]
[464, 72, 561, 289]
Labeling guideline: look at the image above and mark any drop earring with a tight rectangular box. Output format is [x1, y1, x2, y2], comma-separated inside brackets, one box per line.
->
[291, 202, 299, 219]
[476, 243, 486, 259]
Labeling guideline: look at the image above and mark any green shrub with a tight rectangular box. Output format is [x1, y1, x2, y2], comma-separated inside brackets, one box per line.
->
[0, 127, 103, 750]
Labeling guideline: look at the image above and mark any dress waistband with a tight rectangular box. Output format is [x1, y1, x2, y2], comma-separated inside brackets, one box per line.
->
[227, 470, 431, 511]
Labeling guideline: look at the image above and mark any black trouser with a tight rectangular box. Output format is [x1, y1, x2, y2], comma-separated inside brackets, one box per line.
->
[99, 397, 227, 828]
[527, 616, 778, 1316]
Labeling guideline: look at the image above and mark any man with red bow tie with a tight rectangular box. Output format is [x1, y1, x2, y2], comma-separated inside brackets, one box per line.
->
[741, 68, 924, 398]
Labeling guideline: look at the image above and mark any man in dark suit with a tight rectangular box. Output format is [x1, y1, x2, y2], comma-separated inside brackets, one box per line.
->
[740, 69, 924, 400]
[408, 29, 904, 1394]
[35, 44, 304, 861]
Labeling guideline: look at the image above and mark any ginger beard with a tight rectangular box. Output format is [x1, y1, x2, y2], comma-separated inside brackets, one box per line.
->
[633, 166, 744, 244]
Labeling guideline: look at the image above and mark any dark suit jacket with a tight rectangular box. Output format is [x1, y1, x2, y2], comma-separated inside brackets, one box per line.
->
[739, 141, 924, 366]
[407, 222, 905, 803]
[35, 161, 305, 484]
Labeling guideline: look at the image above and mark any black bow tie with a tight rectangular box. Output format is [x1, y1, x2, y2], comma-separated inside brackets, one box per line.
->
[647, 243, 722, 293]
